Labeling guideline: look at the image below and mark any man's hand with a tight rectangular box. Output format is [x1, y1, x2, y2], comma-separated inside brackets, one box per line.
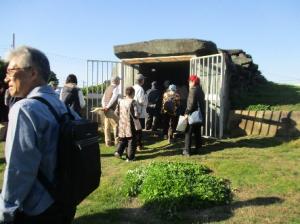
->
[184, 114, 188, 119]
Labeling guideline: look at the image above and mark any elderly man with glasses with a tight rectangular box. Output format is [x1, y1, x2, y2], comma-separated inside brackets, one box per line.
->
[0, 46, 77, 223]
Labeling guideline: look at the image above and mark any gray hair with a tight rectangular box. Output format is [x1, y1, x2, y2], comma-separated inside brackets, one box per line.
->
[135, 73, 145, 84]
[5, 46, 50, 82]
[111, 76, 121, 83]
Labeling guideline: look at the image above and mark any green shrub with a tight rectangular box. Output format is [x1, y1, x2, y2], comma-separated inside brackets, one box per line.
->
[124, 167, 147, 197]
[246, 104, 272, 111]
[124, 162, 210, 197]
[123, 162, 231, 216]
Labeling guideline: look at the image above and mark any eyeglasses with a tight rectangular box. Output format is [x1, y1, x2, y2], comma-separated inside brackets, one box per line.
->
[6, 66, 32, 78]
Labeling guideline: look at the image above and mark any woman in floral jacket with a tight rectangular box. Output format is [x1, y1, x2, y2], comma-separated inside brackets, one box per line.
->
[114, 87, 139, 161]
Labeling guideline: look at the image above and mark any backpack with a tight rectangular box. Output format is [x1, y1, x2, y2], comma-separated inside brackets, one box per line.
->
[163, 96, 176, 115]
[63, 87, 81, 115]
[32, 97, 101, 207]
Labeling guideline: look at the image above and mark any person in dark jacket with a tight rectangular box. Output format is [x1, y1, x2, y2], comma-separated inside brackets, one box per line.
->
[183, 75, 205, 156]
[0, 79, 9, 141]
[0, 79, 8, 122]
[60, 74, 85, 116]
[145, 81, 161, 131]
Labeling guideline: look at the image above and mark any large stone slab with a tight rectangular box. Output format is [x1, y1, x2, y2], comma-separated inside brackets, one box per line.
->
[114, 39, 218, 59]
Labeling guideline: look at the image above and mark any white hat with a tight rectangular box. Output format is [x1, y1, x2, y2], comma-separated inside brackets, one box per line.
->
[168, 84, 176, 91]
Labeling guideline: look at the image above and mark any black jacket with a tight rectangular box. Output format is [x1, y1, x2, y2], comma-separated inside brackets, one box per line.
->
[185, 85, 205, 119]
[146, 87, 161, 111]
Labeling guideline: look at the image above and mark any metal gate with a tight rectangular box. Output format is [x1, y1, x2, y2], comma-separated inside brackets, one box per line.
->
[190, 53, 227, 138]
[85, 60, 137, 121]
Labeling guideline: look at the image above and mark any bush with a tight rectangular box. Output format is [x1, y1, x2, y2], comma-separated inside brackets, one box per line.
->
[124, 167, 147, 197]
[246, 104, 272, 111]
[123, 162, 231, 216]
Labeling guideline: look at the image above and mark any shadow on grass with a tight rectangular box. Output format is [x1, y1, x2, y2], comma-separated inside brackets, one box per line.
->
[136, 139, 184, 160]
[135, 134, 298, 160]
[73, 196, 283, 224]
[202, 135, 298, 154]
[100, 130, 298, 160]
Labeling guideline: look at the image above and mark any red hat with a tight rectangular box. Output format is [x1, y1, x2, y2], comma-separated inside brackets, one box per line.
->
[189, 75, 200, 85]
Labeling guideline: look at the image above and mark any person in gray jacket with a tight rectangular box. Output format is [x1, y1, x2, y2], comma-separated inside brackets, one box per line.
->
[183, 75, 205, 156]
[60, 74, 85, 116]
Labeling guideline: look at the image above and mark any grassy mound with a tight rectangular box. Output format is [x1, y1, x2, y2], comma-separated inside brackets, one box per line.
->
[124, 161, 232, 216]
[231, 81, 300, 111]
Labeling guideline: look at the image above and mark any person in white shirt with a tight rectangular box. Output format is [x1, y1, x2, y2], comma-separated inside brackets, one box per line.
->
[101, 76, 121, 147]
[133, 73, 147, 150]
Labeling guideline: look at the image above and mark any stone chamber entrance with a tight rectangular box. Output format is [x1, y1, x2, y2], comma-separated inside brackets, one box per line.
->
[135, 61, 190, 92]
[86, 39, 234, 138]
[85, 38, 266, 138]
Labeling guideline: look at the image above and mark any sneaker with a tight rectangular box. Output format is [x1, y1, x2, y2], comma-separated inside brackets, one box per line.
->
[136, 146, 143, 151]
[106, 142, 113, 147]
[182, 150, 190, 156]
[153, 133, 159, 137]
[126, 158, 135, 162]
[168, 138, 174, 144]
[114, 152, 121, 159]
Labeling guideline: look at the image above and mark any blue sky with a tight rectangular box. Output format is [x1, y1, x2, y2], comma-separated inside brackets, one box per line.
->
[1, 0, 299, 86]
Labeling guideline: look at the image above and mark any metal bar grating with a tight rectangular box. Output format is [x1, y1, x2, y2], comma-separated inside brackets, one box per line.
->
[190, 53, 226, 138]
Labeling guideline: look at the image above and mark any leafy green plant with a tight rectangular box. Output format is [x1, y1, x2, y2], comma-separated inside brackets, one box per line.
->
[123, 167, 147, 197]
[123, 162, 231, 217]
[246, 104, 272, 111]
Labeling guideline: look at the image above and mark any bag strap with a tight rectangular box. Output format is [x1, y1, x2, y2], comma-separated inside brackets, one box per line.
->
[30, 96, 62, 200]
[128, 100, 141, 130]
[31, 96, 60, 122]
[128, 100, 136, 120]
[32, 96, 74, 121]
[196, 96, 202, 114]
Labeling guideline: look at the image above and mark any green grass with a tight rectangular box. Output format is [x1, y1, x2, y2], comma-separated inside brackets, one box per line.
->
[231, 81, 300, 111]
[0, 133, 300, 223]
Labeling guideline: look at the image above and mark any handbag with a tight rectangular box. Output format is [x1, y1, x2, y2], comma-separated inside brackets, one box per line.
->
[176, 115, 188, 132]
[132, 117, 142, 131]
[188, 110, 202, 124]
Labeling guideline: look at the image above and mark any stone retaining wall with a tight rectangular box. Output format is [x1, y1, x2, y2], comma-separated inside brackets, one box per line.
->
[228, 110, 300, 137]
